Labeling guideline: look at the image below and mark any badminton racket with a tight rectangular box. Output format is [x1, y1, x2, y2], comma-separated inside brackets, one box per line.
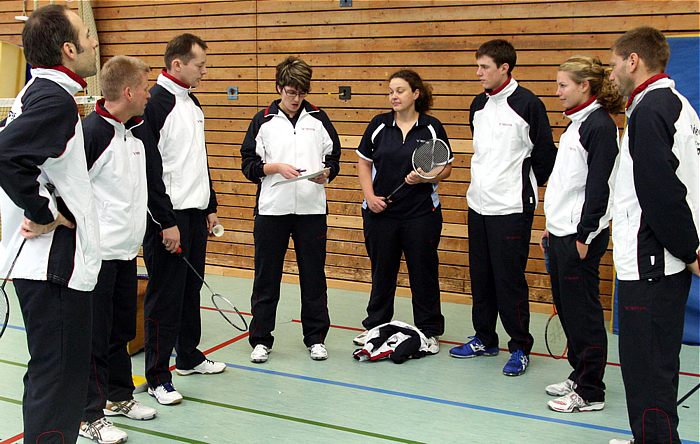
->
[0, 238, 27, 339]
[541, 235, 567, 359]
[545, 307, 568, 359]
[385, 138, 450, 202]
[175, 247, 248, 331]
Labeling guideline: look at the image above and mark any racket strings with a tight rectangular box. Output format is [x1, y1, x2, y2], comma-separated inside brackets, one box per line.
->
[0, 239, 27, 338]
[412, 139, 450, 178]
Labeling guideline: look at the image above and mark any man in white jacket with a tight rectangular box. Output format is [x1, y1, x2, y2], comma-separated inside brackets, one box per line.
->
[608, 27, 700, 444]
[79, 55, 157, 444]
[450, 39, 556, 377]
[141, 34, 225, 406]
[0, 5, 100, 442]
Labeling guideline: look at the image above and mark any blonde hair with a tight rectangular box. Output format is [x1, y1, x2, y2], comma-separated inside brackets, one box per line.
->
[559, 55, 623, 114]
[100, 56, 150, 101]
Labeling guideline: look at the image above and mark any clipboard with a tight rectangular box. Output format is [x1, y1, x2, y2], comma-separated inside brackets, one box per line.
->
[271, 168, 330, 187]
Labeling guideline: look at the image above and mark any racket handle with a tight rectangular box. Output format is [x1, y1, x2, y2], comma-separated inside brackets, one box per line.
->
[385, 182, 406, 202]
[542, 236, 550, 274]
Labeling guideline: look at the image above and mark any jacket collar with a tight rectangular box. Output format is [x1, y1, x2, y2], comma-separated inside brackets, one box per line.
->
[626, 74, 673, 115]
[157, 70, 191, 96]
[30, 65, 87, 96]
[486, 76, 517, 100]
[564, 97, 601, 123]
[264, 99, 319, 119]
[95, 98, 144, 131]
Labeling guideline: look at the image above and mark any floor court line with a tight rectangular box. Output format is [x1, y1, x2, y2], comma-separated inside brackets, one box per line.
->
[4, 314, 700, 378]
[1, 336, 698, 443]
[0, 432, 22, 444]
[202, 305, 700, 378]
[223, 362, 700, 444]
[0, 358, 422, 444]
[182, 395, 424, 443]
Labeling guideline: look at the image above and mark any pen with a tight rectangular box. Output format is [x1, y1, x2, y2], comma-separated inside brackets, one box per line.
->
[296, 169, 306, 173]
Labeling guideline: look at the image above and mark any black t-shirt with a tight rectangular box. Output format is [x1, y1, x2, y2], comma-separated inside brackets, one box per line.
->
[356, 111, 452, 218]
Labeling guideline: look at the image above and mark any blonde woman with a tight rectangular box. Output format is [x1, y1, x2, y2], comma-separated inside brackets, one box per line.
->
[542, 56, 622, 413]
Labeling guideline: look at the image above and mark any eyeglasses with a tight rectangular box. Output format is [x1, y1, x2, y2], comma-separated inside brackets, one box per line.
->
[283, 88, 307, 99]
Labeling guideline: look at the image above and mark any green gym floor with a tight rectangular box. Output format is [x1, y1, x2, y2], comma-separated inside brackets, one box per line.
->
[0, 274, 698, 444]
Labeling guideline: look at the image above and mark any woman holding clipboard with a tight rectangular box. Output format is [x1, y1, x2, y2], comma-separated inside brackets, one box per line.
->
[241, 56, 341, 363]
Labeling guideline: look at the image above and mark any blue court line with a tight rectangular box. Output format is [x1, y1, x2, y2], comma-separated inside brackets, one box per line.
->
[5, 322, 699, 443]
[225, 362, 700, 444]
[5, 325, 25, 332]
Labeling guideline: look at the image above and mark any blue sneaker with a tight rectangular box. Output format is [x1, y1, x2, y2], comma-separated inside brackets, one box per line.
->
[449, 336, 499, 358]
[503, 349, 528, 376]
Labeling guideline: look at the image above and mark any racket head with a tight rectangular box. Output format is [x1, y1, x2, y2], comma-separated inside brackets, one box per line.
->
[0, 286, 9, 339]
[412, 138, 450, 179]
[211, 293, 249, 332]
[545, 312, 568, 359]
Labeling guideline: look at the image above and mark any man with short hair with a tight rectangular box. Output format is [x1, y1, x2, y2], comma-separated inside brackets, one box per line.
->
[450, 39, 557, 376]
[142, 33, 224, 406]
[79, 55, 157, 444]
[608, 26, 700, 444]
[0, 4, 101, 442]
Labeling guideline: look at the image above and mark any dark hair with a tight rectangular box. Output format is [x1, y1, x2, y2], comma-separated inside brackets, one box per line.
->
[275, 56, 312, 93]
[22, 4, 81, 67]
[559, 56, 624, 114]
[164, 33, 208, 70]
[612, 26, 670, 72]
[389, 69, 433, 113]
[476, 39, 517, 74]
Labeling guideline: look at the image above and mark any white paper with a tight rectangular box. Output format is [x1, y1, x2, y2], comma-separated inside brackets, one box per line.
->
[271, 168, 330, 187]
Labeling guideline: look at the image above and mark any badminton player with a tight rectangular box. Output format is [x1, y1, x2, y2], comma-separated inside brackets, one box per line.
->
[141, 33, 225, 406]
[542, 55, 622, 413]
[79, 56, 157, 444]
[241, 56, 340, 363]
[354, 69, 453, 352]
[0, 5, 100, 442]
[450, 40, 556, 377]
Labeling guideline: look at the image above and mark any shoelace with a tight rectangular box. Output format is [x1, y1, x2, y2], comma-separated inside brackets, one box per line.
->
[112, 399, 136, 414]
[87, 418, 113, 438]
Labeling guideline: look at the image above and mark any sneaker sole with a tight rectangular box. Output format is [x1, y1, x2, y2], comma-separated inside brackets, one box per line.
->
[449, 351, 499, 359]
[547, 402, 605, 413]
[250, 357, 269, 363]
[503, 370, 526, 376]
[103, 410, 156, 421]
[147, 390, 182, 406]
[310, 355, 328, 361]
[175, 368, 225, 376]
[78, 430, 128, 444]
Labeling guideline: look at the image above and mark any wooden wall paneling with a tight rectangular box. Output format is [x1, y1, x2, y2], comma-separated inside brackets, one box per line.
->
[2, 0, 697, 314]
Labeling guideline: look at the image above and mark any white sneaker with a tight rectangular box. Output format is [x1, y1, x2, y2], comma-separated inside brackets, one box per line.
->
[309, 343, 328, 360]
[147, 382, 183, 405]
[547, 391, 604, 413]
[609, 439, 633, 444]
[79, 417, 128, 444]
[250, 344, 271, 363]
[176, 359, 226, 375]
[425, 337, 440, 355]
[104, 399, 157, 420]
[353, 330, 369, 346]
[546, 378, 577, 396]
